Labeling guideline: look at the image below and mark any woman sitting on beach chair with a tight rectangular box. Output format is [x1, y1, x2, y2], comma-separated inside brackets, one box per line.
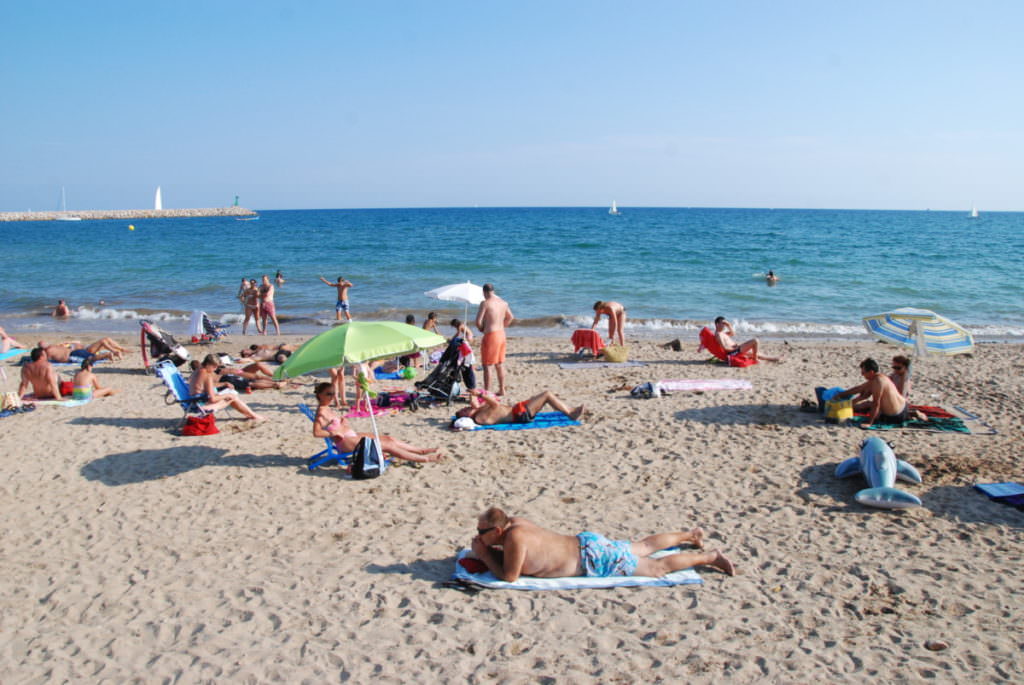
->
[310, 382, 443, 464]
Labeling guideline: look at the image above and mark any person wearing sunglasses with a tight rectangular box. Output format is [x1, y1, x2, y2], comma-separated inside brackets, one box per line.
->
[889, 355, 912, 399]
[468, 506, 734, 583]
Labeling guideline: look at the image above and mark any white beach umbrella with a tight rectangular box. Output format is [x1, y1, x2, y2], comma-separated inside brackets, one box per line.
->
[862, 308, 974, 356]
[424, 281, 485, 321]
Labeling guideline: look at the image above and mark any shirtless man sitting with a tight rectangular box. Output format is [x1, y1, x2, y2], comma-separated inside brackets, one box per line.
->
[189, 355, 266, 421]
[19, 347, 62, 399]
[836, 358, 908, 428]
[39, 337, 126, 363]
[713, 316, 781, 362]
[454, 388, 584, 426]
[52, 300, 70, 318]
[468, 507, 734, 583]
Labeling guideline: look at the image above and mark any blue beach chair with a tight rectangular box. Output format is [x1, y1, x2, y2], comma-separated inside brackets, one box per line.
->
[154, 359, 212, 419]
[298, 403, 353, 470]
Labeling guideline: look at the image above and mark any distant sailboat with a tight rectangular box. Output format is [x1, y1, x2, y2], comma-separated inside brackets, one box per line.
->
[969, 203, 978, 219]
[56, 186, 82, 221]
[608, 201, 621, 216]
[154, 186, 163, 211]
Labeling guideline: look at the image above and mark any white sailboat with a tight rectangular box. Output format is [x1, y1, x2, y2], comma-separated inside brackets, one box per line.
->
[969, 203, 978, 219]
[154, 186, 163, 211]
[608, 200, 621, 215]
[56, 186, 82, 221]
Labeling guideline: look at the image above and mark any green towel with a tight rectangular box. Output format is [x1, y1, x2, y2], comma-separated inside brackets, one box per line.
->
[849, 415, 971, 434]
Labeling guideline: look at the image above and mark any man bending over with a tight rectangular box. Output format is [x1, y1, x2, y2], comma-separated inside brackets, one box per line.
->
[713, 316, 781, 362]
[455, 388, 584, 426]
[835, 357, 908, 428]
[469, 507, 735, 582]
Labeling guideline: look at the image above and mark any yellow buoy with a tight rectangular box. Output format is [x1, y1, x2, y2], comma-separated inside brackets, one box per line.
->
[129, 225, 135, 231]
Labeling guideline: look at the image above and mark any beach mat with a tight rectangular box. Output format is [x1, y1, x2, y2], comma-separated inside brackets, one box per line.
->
[451, 548, 703, 591]
[974, 482, 1024, 509]
[23, 397, 91, 408]
[558, 361, 647, 370]
[466, 411, 580, 431]
[849, 415, 971, 433]
[658, 379, 752, 392]
[0, 348, 28, 362]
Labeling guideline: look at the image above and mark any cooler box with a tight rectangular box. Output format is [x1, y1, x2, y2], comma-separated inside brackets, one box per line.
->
[825, 398, 853, 423]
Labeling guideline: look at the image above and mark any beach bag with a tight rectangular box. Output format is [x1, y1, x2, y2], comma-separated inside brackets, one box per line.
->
[182, 414, 219, 436]
[59, 380, 74, 396]
[603, 345, 628, 363]
[350, 437, 384, 479]
[825, 398, 854, 424]
[1, 391, 21, 411]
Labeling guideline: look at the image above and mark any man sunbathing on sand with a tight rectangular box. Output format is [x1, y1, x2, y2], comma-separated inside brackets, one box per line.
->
[239, 343, 297, 363]
[1, 326, 24, 353]
[468, 507, 735, 582]
[310, 382, 442, 464]
[19, 347, 62, 399]
[189, 355, 266, 422]
[714, 317, 782, 362]
[40, 338, 127, 363]
[455, 388, 584, 426]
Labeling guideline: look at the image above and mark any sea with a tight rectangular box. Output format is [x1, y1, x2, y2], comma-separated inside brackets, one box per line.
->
[2, 207, 1022, 342]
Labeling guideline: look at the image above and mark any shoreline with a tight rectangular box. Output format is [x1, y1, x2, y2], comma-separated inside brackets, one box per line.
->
[0, 207, 257, 222]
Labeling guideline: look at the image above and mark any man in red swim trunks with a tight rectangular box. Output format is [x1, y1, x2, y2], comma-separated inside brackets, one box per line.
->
[475, 283, 514, 395]
[454, 388, 584, 426]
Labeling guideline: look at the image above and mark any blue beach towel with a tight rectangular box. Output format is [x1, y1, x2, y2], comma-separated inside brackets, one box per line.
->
[451, 548, 703, 591]
[0, 348, 28, 362]
[464, 411, 581, 431]
[374, 368, 404, 380]
[974, 482, 1024, 508]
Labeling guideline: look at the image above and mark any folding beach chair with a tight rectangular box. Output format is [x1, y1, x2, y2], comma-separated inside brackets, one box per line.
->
[298, 402, 353, 470]
[697, 327, 757, 368]
[154, 359, 212, 419]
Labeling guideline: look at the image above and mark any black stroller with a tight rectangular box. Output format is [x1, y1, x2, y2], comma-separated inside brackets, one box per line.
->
[140, 319, 190, 372]
[415, 337, 475, 405]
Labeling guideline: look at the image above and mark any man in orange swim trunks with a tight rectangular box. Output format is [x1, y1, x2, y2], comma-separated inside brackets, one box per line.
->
[475, 283, 514, 395]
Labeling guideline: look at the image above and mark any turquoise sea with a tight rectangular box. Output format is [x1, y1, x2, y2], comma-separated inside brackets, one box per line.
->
[1, 207, 1022, 340]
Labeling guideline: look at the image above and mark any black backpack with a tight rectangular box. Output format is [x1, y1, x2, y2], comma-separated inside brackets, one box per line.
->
[351, 437, 385, 479]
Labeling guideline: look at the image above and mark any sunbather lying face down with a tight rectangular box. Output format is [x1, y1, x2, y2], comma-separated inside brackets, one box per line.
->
[311, 382, 443, 464]
[467, 506, 734, 583]
[455, 388, 585, 426]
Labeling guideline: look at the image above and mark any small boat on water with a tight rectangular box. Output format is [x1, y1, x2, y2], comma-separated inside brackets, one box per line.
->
[56, 187, 82, 221]
[608, 201, 621, 216]
[154, 186, 163, 211]
[969, 203, 979, 219]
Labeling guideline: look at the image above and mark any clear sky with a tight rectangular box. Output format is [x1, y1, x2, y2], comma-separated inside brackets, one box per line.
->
[2, 1, 1021, 211]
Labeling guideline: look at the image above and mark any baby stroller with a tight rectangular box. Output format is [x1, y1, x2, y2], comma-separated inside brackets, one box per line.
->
[188, 310, 230, 344]
[140, 319, 190, 372]
[415, 337, 475, 405]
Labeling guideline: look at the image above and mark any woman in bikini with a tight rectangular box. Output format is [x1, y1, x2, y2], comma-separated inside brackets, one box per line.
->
[311, 382, 443, 464]
[242, 279, 262, 335]
[71, 359, 118, 400]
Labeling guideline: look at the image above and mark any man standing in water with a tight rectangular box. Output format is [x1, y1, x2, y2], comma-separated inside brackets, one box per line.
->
[475, 283, 514, 396]
[259, 274, 281, 336]
[320, 275, 354, 321]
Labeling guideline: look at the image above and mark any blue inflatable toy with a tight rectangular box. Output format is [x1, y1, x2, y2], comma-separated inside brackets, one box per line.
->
[835, 437, 923, 509]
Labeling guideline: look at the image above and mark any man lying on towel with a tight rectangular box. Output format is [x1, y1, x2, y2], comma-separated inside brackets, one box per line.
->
[455, 388, 585, 426]
[468, 507, 735, 582]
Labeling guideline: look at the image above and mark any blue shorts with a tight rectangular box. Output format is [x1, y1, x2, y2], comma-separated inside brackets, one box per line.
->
[336, 300, 350, 313]
[69, 349, 94, 363]
[577, 531, 638, 577]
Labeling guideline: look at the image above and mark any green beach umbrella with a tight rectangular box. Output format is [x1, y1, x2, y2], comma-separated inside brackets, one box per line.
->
[274, 321, 447, 380]
[275, 321, 447, 448]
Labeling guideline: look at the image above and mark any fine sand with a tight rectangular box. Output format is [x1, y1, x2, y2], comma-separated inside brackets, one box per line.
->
[0, 331, 1021, 682]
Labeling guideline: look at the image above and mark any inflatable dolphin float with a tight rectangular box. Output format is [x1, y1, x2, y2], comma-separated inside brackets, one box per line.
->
[835, 437, 922, 509]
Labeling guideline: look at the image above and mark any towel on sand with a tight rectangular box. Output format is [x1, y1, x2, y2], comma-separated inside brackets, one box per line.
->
[462, 411, 580, 431]
[451, 548, 703, 591]
[850, 415, 970, 433]
[558, 361, 647, 370]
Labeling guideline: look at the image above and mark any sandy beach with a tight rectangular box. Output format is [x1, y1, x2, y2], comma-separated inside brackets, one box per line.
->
[0, 329, 1021, 682]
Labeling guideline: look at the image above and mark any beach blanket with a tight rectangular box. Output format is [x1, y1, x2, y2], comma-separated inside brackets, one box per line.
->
[374, 368, 405, 380]
[558, 361, 647, 370]
[974, 482, 1024, 509]
[0, 348, 28, 362]
[849, 415, 970, 433]
[463, 411, 581, 431]
[21, 397, 91, 408]
[451, 548, 703, 591]
[345, 404, 399, 418]
[657, 379, 753, 393]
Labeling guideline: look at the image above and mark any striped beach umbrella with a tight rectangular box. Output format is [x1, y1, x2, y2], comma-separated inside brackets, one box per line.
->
[862, 308, 974, 356]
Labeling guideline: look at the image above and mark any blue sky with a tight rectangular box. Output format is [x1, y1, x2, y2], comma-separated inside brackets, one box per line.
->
[2, 1, 1021, 211]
